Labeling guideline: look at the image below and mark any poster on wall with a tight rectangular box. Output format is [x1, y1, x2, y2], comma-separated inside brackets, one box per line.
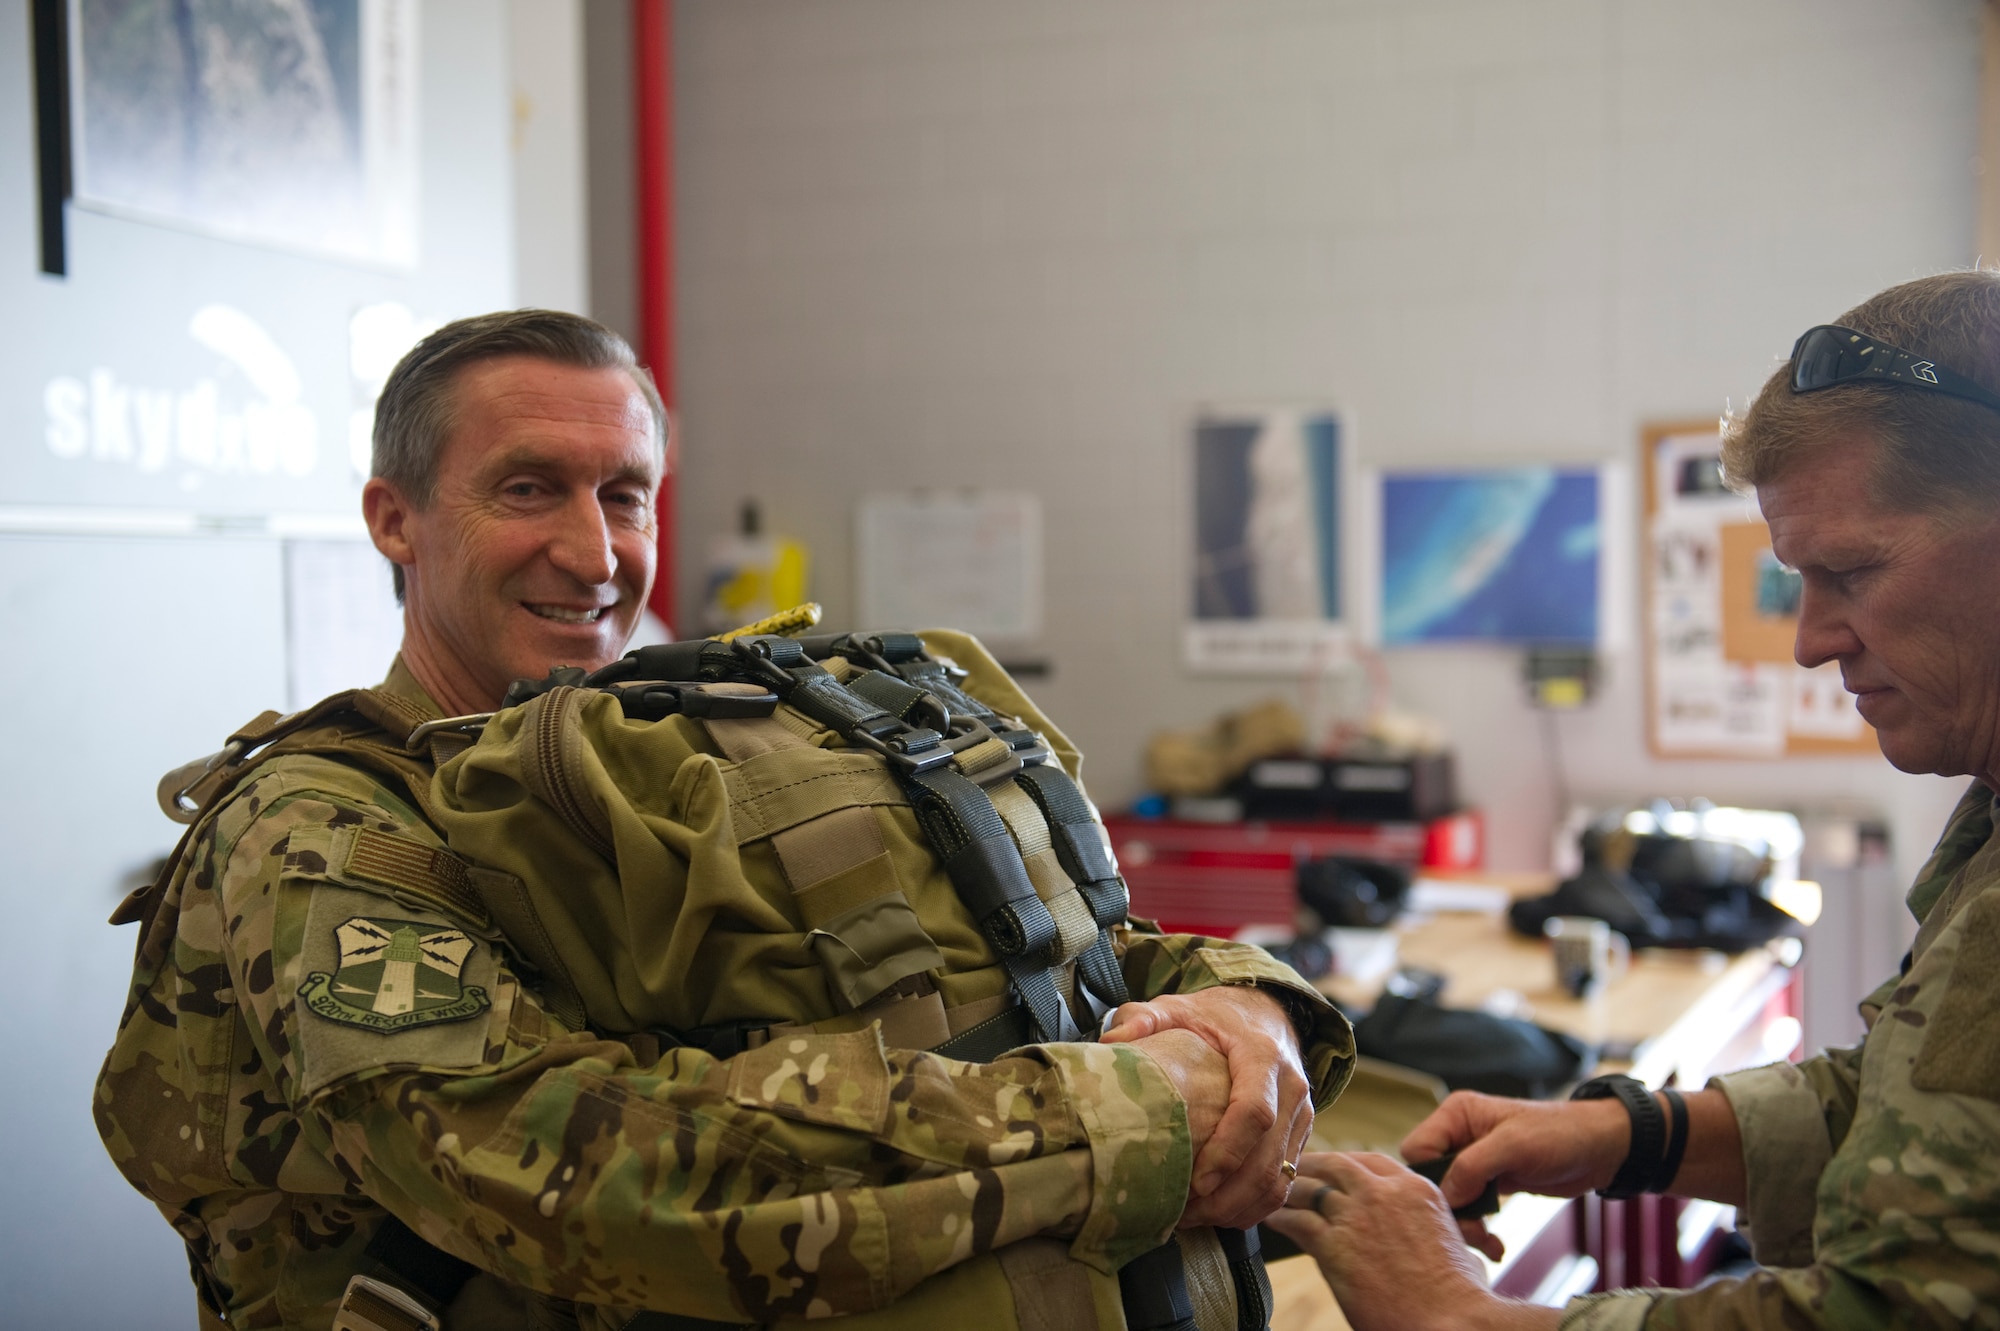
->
[1642, 420, 1874, 758]
[1377, 467, 1600, 646]
[1185, 408, 1347, 673]
[69, 0, 419, 266]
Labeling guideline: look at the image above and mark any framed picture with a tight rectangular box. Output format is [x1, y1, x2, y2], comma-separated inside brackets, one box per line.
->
[1640, 419, 1875, 758]
[1184, 408, 1349, 674]
[68, 0, 419, 265]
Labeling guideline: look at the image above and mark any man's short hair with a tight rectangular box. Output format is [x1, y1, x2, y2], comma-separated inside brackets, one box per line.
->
[1722, 270, 2000, 514]
[372, 309, 670, 598]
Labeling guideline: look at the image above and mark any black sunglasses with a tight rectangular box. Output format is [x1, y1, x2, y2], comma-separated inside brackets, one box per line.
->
[1791, 324, 2000, 414]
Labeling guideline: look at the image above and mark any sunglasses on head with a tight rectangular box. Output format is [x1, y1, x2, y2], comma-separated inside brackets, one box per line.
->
[1791, 324, 2000, 415]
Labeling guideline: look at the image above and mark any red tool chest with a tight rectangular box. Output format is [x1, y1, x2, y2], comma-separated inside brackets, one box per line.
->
[1104, 810, 1484, 938]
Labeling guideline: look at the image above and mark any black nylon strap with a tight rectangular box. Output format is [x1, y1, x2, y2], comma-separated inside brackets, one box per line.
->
[1654, 1086, 1690, 1194]
[905, 768, 1057, 959]
[1010, 960, 1081, 1045]
[363, 1215, 476, 1309]
[894, 658, 991, 722]
[1012, 764, 1131, 1008]
[903, 766, 1075, 1042]
[1216, 1226, 1273, 1331]
[863, 659, 1126, 1015]
[1118, 1241, 1197, 1331]
[1075, 878, 1130, 932]
[842, 668, 935, 721]
[1014, 766, 1130, 927]
[867, 631, 928, 663]
[1074, 932, 1131, 1011]
[659, 1020, 775, 1059]
[1570, 1074, 1667, 1200]
[786, 670, 905, 737]
[623, 1311, 748, 1330]
[933, 1003, 1036, 1061]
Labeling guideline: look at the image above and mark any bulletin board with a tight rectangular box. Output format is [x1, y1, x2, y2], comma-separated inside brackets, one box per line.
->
[1642, 420, 1877, 759]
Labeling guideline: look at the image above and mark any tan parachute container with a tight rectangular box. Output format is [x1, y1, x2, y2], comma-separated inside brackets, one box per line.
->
[422, 628, 1275, 1331]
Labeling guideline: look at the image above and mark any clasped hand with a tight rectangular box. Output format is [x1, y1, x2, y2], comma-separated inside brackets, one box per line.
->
[1099, 986, 1313, 1229]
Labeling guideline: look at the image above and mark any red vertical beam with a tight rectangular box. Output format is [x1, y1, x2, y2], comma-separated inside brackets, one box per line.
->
[634, 0, 675, 632]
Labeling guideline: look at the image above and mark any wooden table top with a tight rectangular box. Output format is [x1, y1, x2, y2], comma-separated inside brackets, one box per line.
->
[1270, 872, 1798, 1328]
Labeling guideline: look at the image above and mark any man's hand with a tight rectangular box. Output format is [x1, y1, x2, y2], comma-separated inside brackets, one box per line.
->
[1263, 1153, 1558, 1331]
[1099, 986, 1312, 1229]
[1400, 1091, 1630, 1259]
[1125, 1028, 1232, 1159]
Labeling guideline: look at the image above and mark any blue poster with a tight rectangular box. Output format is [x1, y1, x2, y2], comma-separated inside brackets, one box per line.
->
[1381, 468, 1599, 645]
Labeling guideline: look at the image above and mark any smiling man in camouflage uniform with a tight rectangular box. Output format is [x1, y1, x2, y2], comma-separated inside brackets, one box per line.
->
[1269, 271, 2000, 1329]
[95, 309, 1352, 1330]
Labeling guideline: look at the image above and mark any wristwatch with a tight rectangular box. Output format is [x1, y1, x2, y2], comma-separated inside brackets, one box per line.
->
[1569, 1073, 1667, 1199]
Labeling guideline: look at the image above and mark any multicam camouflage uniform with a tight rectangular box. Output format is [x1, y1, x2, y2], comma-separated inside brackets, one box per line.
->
[97, 656, 1352, 1329]
[1563, 782, 2000, 1330]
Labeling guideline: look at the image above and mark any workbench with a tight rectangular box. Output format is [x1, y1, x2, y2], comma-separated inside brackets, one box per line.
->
[1270, 874, 1802, 1328]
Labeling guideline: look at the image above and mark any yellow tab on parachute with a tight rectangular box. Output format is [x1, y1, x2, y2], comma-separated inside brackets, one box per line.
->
[718, 601, 824, 641]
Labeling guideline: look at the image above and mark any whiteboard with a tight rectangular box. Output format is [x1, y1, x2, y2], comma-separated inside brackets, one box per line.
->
[855, 491, 1042, 641]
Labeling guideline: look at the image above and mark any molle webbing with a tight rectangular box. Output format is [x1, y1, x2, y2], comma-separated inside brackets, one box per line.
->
[856, 637, 1130, 1010]
[703, 708, 953, 1053]
[806, 635, 1134, 1017]
[719, 636, 1086, 1046]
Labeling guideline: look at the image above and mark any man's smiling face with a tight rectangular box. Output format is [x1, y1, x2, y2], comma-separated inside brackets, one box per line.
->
[370, 355, 660, 712]
[1760, 433, 2000, 783]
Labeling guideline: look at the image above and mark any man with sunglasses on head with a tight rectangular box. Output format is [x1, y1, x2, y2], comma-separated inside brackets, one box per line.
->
[1268, 270, 2000, 1329]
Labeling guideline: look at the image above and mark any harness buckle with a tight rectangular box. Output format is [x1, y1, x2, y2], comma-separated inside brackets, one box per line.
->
[728, 636, 804, 691]
[331, 1273, 441, 1331]
[157, 738, 254, 823]
[848, 723, 956, 775]
[403, 714, 495, 753]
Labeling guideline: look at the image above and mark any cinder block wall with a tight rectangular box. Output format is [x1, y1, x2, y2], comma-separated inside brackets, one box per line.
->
[672, 0, 1978, 886]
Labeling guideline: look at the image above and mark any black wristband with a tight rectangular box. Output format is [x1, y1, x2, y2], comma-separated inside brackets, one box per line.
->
[1652, 1086, 1690, 1194]
[1570, 1073, 1665, 1200]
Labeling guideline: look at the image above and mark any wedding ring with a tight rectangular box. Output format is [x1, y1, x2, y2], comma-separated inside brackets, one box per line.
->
[1312, 1183, 1337, 1217]
[1280, 1159, 1299, 1180]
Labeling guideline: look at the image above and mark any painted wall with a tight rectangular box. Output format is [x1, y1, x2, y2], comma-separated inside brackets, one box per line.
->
[511, 0, 590, 315]
[670, 0, 1976, 917]
[0, 1, 539, 1320]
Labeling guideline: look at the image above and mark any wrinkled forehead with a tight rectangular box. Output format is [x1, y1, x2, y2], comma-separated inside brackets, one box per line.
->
[1755, 430, 1887, 505]
[446, 357, 664, 473]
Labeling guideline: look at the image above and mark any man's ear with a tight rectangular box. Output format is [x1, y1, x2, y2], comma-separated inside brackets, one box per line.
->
[362, 477, 418, 573]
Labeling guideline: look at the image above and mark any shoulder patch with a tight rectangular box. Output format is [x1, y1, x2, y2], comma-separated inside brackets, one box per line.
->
[1912, 891, 2000, 1100]
[291, 885, 506, 1096]
[342, 827, 492, 930]
[299, 916, 491, 1033]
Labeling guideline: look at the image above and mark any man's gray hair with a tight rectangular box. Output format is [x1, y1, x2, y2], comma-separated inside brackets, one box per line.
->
[371, 308, 669, 599]
[1723, 270, 2000, 514]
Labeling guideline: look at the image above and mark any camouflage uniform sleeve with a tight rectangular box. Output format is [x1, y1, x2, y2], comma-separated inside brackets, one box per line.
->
[1116, 925, 1355, 1111]
[1708, 1047, 1862, 1269]
[219, 763, 1193, 1322]
[1560, 901, 2000, 1328]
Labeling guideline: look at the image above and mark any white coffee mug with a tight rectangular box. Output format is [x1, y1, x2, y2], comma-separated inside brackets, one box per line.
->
[1544, 915, 1630, 997]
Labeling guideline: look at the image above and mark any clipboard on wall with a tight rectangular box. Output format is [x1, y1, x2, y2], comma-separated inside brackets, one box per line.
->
[1641, 419, 1878, 760]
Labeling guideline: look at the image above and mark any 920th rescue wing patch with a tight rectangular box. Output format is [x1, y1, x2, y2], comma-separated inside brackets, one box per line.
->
[298, 916, 491, 1032]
